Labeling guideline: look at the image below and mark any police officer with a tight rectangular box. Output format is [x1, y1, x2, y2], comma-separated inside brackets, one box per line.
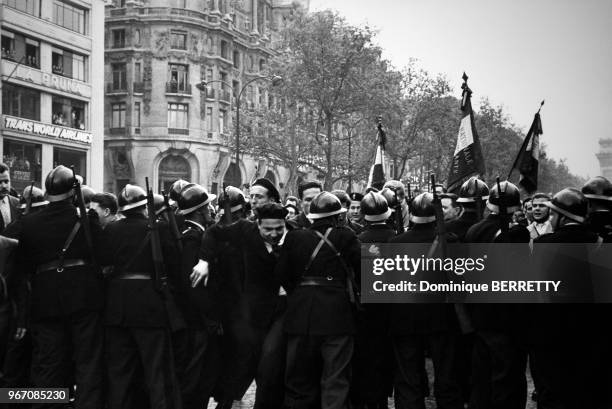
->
[276, 192, 360, 409]
[380, 187, 403, 234]
[351, 192, 395, 409]
[98, 184, 182, 409]
[582, 176, 612, 240]
[332, 190, 364, 234]
[173, 184, 221, 409]
[16, 165, 104, 409]
[348, 192, 364, 225]
[446, 176, 489, 242]
[389, 193, 463, 409]
[465, 180, 529, 409]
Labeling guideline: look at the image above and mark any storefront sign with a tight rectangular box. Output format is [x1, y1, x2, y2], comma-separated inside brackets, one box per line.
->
[3, 116, 92, 145]
[2, 62, 90, 98]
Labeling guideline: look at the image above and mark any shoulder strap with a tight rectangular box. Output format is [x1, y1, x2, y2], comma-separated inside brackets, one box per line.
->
[303, 227, 332, 274]
[57, 222, 81, 272]
[312, 227, 352, 274]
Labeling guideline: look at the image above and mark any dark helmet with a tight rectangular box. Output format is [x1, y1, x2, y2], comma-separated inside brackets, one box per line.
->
[19, 185, 48, 209]
[177, 183, 216, 216]
[80, 185, 96, 205]
[361, 192, 392, 222]
[364, 186, 379, 194]
[307, 191, 347, 220]
[380, 187, 399, 209]
[581, 176, 612, 203]
[153, 193, 166, 216]
[545, 188, 588, 223]
[118, 184, 147, 212]
[383, 180, 406, 201]
[169, 179, 190, 204]
[487, 181, 521, 214]
[409, 192, 436, 224]
[45, 165, 75, 202]
[218, 186, 246, 213]
[331, 190, 351, 208]
[457, 176, 489, 203]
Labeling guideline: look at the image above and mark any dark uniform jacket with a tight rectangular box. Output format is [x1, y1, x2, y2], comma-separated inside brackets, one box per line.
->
[464, 214, 530, 333]
[388, 223, 459, 335]
[275, 219, 360, 335]
[286, 212, 311, 230]
[17, 201, 103, 321]
[200, 219, 283, 329]
[179, 220, 220, 329]
[445, 211, 479, 242]
[98, 213, 179, 327]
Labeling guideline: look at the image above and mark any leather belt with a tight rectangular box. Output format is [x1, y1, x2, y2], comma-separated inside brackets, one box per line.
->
[117, 272, 151, 280]
[36, 258, 87, 273]
[299, 276, 344, 287]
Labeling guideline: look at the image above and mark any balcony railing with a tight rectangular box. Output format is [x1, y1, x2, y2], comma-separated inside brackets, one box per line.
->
[107, 82, 128, 93]
[205, 89, 216, 99]
[168, 128, 189, 135]
[166, 82, 192, 95]
[133, 82, 144, 93]
[219, 90, 231, 103]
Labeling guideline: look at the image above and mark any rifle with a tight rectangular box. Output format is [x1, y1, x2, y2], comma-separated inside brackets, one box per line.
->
[23, 181, 34, 216]
[431, 174, 474, 333]
[496, 177, 509, 234]
[394, 189, 405, 234]
[161, 190, 183, 252]
[71, 167, 95, 265]
[222, 183, 232, 225]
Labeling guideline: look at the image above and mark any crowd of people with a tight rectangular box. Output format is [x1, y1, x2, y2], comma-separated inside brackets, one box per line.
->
[0, 160, 611, 409]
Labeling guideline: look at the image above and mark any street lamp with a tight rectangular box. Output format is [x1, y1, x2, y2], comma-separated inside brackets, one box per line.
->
[196, 74, 283, 179]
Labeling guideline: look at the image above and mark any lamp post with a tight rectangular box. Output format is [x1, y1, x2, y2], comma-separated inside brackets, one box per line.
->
[196, 74, 282, 182]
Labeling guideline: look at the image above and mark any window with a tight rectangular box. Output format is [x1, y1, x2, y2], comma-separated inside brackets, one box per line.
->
[2, 83, 40, 121]
[205, 68, 213, 92]
[1, 31, 15, 60]
[219, 109, 227, 134]
[170, 31, 186, 50]
[133, 29, 141, 46]
[168, 103, 188, 129]
[3, 0, 40, 17]
[25, 39, 40, 68]
[52, 96, 86, 129]
[52, 47, 87, 81]
[220, 40, 228, 59]
[135, 62, 141, 82]
[2, 31, 39, 68]
[111, 63, 127, 91]
[111, 103, 126, 128]
[134, 102, 141, 128]
[112, 29, 125, 48]
[54, 147, 86, 182]
[206, 107, 213, 132]
[53, 0, 86, 34]
[167, 64, 188, 93]
[233, 50, 240, 68]
[259, 59, 265, 71]
[3, 139, 42, 193]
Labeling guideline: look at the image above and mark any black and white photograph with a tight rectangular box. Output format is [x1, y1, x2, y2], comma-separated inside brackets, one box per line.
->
[0, 0, 611, 408]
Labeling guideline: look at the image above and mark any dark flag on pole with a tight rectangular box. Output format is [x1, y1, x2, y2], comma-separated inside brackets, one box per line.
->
[447, 73, 486, 191]
[367, 116, 386, 190]
[509, 101, 544, 193]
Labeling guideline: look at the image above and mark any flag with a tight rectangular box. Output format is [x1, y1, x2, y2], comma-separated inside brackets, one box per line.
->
[367, 120, 386, 190]
[447, 73, 486, 191]
[509, 103, 543, 193]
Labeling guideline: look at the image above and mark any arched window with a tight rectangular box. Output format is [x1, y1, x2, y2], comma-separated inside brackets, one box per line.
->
[158, 155, 191, 192]
[223, 162, 242, 188]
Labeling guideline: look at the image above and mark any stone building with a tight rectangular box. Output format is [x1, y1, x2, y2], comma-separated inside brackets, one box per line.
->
[1, 0, 105, 191]
[104, 0, 310, 195]
[596, 138, 612, 180]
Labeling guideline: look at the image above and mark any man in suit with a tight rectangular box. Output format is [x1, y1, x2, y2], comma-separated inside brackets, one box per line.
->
[0, 163, 20, 233]
[16, 165, 104, 409]
[195, 201, 288, 409]
[276, 192, 360, 409]
[287, 180, 322, 230]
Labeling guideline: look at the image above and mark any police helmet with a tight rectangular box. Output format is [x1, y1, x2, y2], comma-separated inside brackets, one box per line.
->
[118, 184, 147, 212]
[581, 176, 612, 202]
[218, 186, 246, 213]
[409, 192, 436, 224]
[307, 191, 347, 220]
[487, 181, 521, 214]
[45, 165, 75, 202]
[19, 185, 48, 209]
[177, 184, 216, 216]
[545, 188, 588, 223]
[361, 192, 392, 222]
[457, 176, 489, 203]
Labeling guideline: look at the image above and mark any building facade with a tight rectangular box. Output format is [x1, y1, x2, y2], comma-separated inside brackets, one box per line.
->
[1, 0, 105, 192]
[597, 138, 612, 180]
[104, 0, 310, 196]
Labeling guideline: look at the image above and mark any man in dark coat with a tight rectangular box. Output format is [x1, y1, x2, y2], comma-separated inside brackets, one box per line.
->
[196, 201, 288, 409]
[445, 176, 488, 242]
[0, 163, 20, 233]
[464, 181, 529, 409]
[388, 192, 463, 409]
[352, 192, 395, 409]
[97, 184, 182, 409]
[287, 181, 322, 230]
[16, 165, 104, 409]
[276, 192, 360, 409]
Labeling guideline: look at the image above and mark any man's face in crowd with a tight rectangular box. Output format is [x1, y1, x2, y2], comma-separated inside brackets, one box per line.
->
[348, 201, 361, 222]
[90, 202, 113, 227]
[286, 198, 298, 208]
[523, 201, 533, 221]
[249, 186, 271, 210]
[532, 198, 549, 222]
[441, 198, 460, 222]
[258, 218, 286, 245]
[0, 171, 10, 198]
[301, 188, 321, 215]
[285, 207, 296, 219]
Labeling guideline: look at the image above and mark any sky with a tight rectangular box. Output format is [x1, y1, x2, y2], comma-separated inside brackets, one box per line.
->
[309, 0, 612, 178]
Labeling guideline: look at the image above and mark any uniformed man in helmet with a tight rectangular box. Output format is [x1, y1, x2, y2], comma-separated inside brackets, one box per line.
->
[582, 176, 612, 241]
[275, 191, 360, 409]
[464, 180, 529, 409]
[383, 180, 410, 230]
[351, 192, 395, 409]
[445, 177, 489, 242]
[97, 183, 182, 409]
[388, 192, 463, 409]
[15, 165, 104, 408]
[348, 192, 364, 225]
[380, 187, 403, 234]
[332, 189, 364, 234]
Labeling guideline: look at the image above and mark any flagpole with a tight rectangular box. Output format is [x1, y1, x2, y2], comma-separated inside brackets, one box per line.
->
[507, 100, 545, 180]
